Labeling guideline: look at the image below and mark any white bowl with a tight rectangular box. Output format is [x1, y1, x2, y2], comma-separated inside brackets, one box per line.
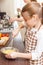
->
[0, 47, 19, 55]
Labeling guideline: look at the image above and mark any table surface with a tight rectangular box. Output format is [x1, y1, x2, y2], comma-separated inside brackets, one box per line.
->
[0, 53, 30, 65]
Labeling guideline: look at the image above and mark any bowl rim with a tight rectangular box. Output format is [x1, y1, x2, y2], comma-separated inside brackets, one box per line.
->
[0, 47, 19, 55]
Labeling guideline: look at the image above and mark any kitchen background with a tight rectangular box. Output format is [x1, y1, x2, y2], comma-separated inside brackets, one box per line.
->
[0, 0, 26, 52]
[0, 0, 26, 41]
[0, 0, 43, 52]
[0, 0, 42, 39]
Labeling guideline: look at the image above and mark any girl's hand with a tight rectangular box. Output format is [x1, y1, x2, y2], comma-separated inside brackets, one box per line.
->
[5, 54, 11, 59]
[5, 52, 18, 59]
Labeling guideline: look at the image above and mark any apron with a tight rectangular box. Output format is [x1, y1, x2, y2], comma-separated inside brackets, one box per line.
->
[25, 28, 43, 65]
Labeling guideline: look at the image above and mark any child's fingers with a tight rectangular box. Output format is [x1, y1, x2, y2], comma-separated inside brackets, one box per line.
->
[5, 54, 11, 59]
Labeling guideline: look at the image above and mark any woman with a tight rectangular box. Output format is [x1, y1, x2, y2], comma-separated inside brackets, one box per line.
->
[6, 2, 43, 65]
[9, 0, 37, 23]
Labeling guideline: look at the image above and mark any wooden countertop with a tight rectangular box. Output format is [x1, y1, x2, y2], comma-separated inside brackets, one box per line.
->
[0, 52, 30, 65]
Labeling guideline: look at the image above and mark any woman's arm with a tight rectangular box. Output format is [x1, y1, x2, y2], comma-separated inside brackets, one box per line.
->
[9, 17, 24, 23]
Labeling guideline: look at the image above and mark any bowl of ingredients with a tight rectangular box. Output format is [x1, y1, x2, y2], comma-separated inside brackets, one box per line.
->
[0, 47, 19, 55]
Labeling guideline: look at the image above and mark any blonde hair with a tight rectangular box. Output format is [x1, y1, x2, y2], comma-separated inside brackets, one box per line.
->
[21, 2, 42, 22]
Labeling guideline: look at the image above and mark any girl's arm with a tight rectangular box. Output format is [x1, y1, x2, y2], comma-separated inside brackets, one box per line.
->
[12, 22, 25, 37]
[15, 52, 32, 59]
[5, 52, 32, 59]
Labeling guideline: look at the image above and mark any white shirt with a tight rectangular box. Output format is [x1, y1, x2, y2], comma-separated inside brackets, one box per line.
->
[14, 0, 25, 15]
[31, 26, 43, 60]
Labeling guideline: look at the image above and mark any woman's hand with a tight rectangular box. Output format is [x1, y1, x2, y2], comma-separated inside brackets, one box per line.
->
[9, 18, 16, 23]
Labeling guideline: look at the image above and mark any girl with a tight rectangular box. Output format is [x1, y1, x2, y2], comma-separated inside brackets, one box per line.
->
[6, 2, 43, 65]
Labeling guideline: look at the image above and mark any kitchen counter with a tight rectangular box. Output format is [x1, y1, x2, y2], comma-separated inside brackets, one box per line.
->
[0, 52, 30, 65]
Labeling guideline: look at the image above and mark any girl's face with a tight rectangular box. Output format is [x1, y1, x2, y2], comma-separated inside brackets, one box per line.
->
[22, 11, 31, 21]
[22, 11, 39, 28]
